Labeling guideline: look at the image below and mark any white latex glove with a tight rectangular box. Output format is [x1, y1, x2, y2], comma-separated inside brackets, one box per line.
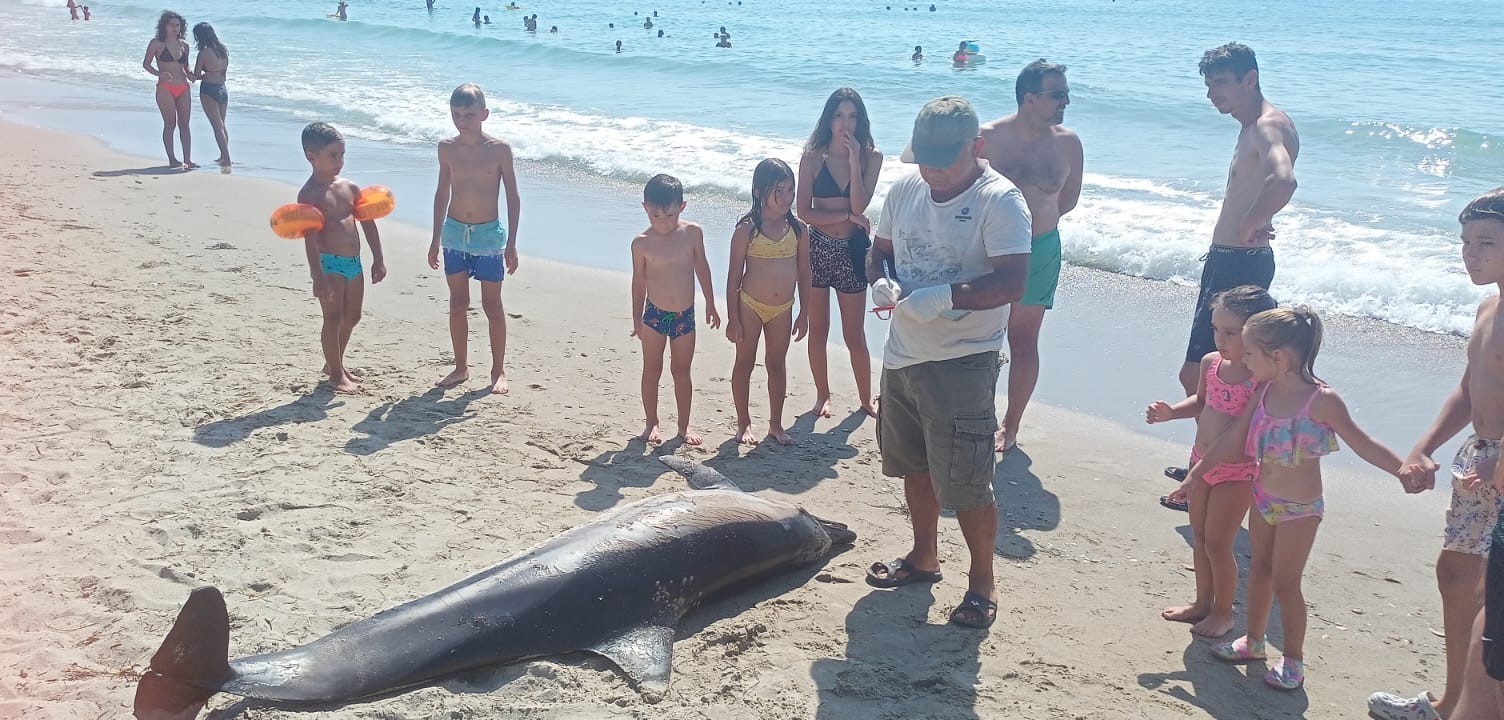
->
[871, 278, 901, 308]
[895, 284, 953, 323]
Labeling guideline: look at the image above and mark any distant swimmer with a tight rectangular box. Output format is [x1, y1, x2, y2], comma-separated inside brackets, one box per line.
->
[81, 4, 91, 20]
[616, 39, 623, 52]
[929, 3, 936, 9]
[334, 0, 348, 21]
[644, 18, 653, 29]
[716, 36, 731, 48]
[657, 29, 664, 37]
[911, 45, 922, 62]
[483, 15, 491, 24]
[952, 41, 967, 64]
[427, 0, 435, 9]
[505, 2, 521, 8]
[550, 25, 558, 33]
[67, 0, 79, 20]
[472, 7, 481, 23]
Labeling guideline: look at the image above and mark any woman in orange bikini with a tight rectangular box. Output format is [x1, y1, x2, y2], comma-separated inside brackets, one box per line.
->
[142, 11, 196, 169]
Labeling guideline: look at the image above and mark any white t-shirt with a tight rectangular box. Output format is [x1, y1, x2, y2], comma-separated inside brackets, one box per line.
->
[876, 166, 1032, 370]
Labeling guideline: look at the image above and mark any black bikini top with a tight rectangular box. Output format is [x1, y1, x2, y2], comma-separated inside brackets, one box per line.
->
[812, 158, 849, 199]
[157, 43, 187, 64]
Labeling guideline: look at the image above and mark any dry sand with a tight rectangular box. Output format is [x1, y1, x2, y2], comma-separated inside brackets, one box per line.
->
[0, 121, 1461, 719]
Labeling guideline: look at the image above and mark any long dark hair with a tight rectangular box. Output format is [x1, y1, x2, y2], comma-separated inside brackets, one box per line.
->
[155, 11, 186, 43]
[739, 158, 802, 238]
[192, 22, 227, 60]
[804, 88, 875, 161]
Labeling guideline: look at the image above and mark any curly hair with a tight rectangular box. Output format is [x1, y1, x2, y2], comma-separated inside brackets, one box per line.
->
[155, 11, 187, 43]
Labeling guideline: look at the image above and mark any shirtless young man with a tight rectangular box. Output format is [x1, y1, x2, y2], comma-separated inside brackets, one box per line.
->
[1369, 188, 1504, 720]
[979, 59, 1083, 454]
[1177, 43, 1298, 399]
[429, 83, 521, 394]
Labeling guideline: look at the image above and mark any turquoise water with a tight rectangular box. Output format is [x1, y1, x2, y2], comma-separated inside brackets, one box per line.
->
[3, 0, 1501, 333]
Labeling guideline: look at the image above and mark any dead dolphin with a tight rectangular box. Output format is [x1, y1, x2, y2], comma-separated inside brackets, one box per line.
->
[134, 456, 853, 718]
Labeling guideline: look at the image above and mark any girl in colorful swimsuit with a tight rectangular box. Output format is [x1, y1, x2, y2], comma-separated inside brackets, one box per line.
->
[190, 22, 230, 167]
[1148, 285, 1276, 639]
[727, 158, 811, 446]
[797, 87, 884, 419]
[142, 11, 196, 169]
[1191, 306, 1423, 690]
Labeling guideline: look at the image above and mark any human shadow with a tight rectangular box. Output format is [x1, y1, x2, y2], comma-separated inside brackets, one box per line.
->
[698, 409, 865, 496]
[573, 437, 671, 511]
[1136, 640, 1309, 719]
[992, 448, 1061, 560]
[92, 166, 189, 177]
[192, 385, 341, 448]
[344, 387, 487, 456]
[811, 586, 983, 720]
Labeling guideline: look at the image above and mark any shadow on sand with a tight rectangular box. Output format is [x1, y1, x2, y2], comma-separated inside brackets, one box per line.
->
[344, 387, 488, 456]
[192, 385, 341, 448]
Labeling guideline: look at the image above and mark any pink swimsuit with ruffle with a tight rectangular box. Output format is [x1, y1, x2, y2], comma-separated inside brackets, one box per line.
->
[1190, 356, 1259, 486]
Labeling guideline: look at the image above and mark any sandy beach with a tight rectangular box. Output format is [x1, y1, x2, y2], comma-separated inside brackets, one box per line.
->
[0, 120, 1468, 719]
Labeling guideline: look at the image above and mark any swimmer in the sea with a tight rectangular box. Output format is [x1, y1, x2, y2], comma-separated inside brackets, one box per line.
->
[912, 45, 923, 62]
[472, 7, 480, 23]
[716, 36, 731, 48]
[644, 17, 653, 29]
[334, 0, 348, 21]
[953, 41, 969, 65]
[616, 39, 623, 52]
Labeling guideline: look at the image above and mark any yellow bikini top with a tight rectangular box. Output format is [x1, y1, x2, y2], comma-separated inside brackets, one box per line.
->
[746, 224, 797, 259]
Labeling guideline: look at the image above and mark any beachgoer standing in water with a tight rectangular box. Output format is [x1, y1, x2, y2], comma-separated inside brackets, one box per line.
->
[1176, 43, 1297, 400]
[142, 11, 195, 169]
[862, 97, 1032, 631]
[190, 22, 231, 167]
[980, 59, 1083, 454]
[797, 87, 883, 419]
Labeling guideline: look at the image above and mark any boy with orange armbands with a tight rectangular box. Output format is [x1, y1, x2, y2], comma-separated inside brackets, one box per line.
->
[298, 121, 387, 393]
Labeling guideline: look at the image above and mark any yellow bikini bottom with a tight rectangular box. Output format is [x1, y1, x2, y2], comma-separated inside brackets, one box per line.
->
[739, 289, 794, 324]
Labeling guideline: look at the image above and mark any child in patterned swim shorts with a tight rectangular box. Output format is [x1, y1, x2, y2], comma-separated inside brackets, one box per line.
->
[629, 174, 720, 446]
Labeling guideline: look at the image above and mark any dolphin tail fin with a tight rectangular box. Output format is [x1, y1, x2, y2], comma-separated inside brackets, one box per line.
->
[656, 455, 742, 492]
[589, 623, 675, 699]
[134, 586, 233, 719]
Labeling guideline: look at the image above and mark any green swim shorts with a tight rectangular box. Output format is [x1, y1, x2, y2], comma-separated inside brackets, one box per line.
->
[1020, 227, 1062, 309]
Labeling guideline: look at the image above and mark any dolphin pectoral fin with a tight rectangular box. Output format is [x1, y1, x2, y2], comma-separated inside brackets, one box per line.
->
[587, 623, 675, 695]
[657, 455, 742, 492]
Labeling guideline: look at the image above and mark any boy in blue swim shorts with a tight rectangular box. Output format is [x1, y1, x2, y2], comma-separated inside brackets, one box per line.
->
[429, 83, 522, 394]
[297, 122, 387, 394]
[630, 174, 720, 445]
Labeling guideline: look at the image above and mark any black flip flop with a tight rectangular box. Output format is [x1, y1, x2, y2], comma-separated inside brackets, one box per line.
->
[865, 558, 943, 588]
[1164, 466, 1188, 482]
[1159, 495, 1189, 512]
[949, 590, 997, 629]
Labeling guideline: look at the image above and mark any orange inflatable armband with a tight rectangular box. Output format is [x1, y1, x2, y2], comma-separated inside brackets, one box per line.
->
[353, 185, 396, 221]
[270, 203, 325, 239]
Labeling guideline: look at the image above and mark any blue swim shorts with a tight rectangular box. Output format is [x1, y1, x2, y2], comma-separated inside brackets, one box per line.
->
[642, 299, 695, 339]
[443, 248, 506, 282]
[319, 252, 362, 279]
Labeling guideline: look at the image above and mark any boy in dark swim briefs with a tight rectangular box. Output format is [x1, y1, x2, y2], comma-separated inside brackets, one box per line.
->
[297, 122, 388, 395]
[630, 174, 720, 445]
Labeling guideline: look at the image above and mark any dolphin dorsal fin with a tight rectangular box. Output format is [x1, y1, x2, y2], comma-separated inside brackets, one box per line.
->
[656, 456, 742, 492]
[588, 623, 675, 696]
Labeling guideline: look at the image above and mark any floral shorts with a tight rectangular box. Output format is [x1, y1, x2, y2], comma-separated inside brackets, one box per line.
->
[1444, 435, 1501, 556]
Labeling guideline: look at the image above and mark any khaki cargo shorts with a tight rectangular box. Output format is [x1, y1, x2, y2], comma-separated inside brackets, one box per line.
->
[878, 351, 1000, 511]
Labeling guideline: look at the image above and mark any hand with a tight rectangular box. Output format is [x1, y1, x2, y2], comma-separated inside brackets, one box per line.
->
[871, 278, 901, 308]
[894, 284, 953, 323]
[841, 132, 860, 167]
[793, 312, 808, 342]
[427, 242, 441, 271]
[1397, 464, 1429, 494]
[1239, 217, 1275, 246]
[311, 276, 332, 301]
[1405, 449, 1439, 492]
[849, 211, 872, 234]
[1145, 400, 1173, 424]
[705, 305, 722, 329]
[631, 322, 647, 338]
[726, 321, 742, 344]
[1166, 479, 1192, 506]
[370, 261, 387, 284]
[504, 246, 519, 274]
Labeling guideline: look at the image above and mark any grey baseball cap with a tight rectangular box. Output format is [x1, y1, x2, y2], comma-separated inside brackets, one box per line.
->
[899, 96, 980, 166]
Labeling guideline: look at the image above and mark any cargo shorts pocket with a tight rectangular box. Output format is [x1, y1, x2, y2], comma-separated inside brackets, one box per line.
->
[949, 416, 996, 487]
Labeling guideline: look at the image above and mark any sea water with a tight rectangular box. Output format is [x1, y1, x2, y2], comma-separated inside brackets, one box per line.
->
[2, 0, 1500, 334]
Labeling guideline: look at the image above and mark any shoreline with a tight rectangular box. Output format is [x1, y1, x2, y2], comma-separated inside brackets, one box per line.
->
[0, 115, 1471, 720]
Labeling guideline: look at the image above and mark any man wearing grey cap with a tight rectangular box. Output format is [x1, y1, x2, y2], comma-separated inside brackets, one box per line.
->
[862, 96, 1032, 629]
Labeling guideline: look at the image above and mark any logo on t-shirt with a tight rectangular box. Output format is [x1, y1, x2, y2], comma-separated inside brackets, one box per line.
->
[955, 206, 972, 222]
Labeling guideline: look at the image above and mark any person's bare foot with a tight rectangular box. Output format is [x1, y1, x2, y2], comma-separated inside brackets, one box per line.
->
[488, 370, 509, 395]
[810, 396, 833, 418]
[168, 158, 182, 168]
[640, 423, 662, 444]
[1161, 604, 1209, 624]
[435, 367, 469, 388]
[736, 423, 759, 445]
[326, 365, 364, 383]
[994, 427, 1017, 454]
[861, 399, 879, 418]
[769, 427, 794, 446]
[678, 426, 702, 446]
[1190, 613, 1236, 638]
[182, 161, 199, 170]
[329, 376, 361, 394]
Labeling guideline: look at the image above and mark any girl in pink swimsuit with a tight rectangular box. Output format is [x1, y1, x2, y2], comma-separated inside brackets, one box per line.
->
[1191, 306, 1424, 691]
[1148, 286, 1273, 639]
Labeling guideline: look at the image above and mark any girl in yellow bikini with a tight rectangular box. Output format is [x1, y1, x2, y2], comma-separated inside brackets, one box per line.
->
[726, 158, 811, 446]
